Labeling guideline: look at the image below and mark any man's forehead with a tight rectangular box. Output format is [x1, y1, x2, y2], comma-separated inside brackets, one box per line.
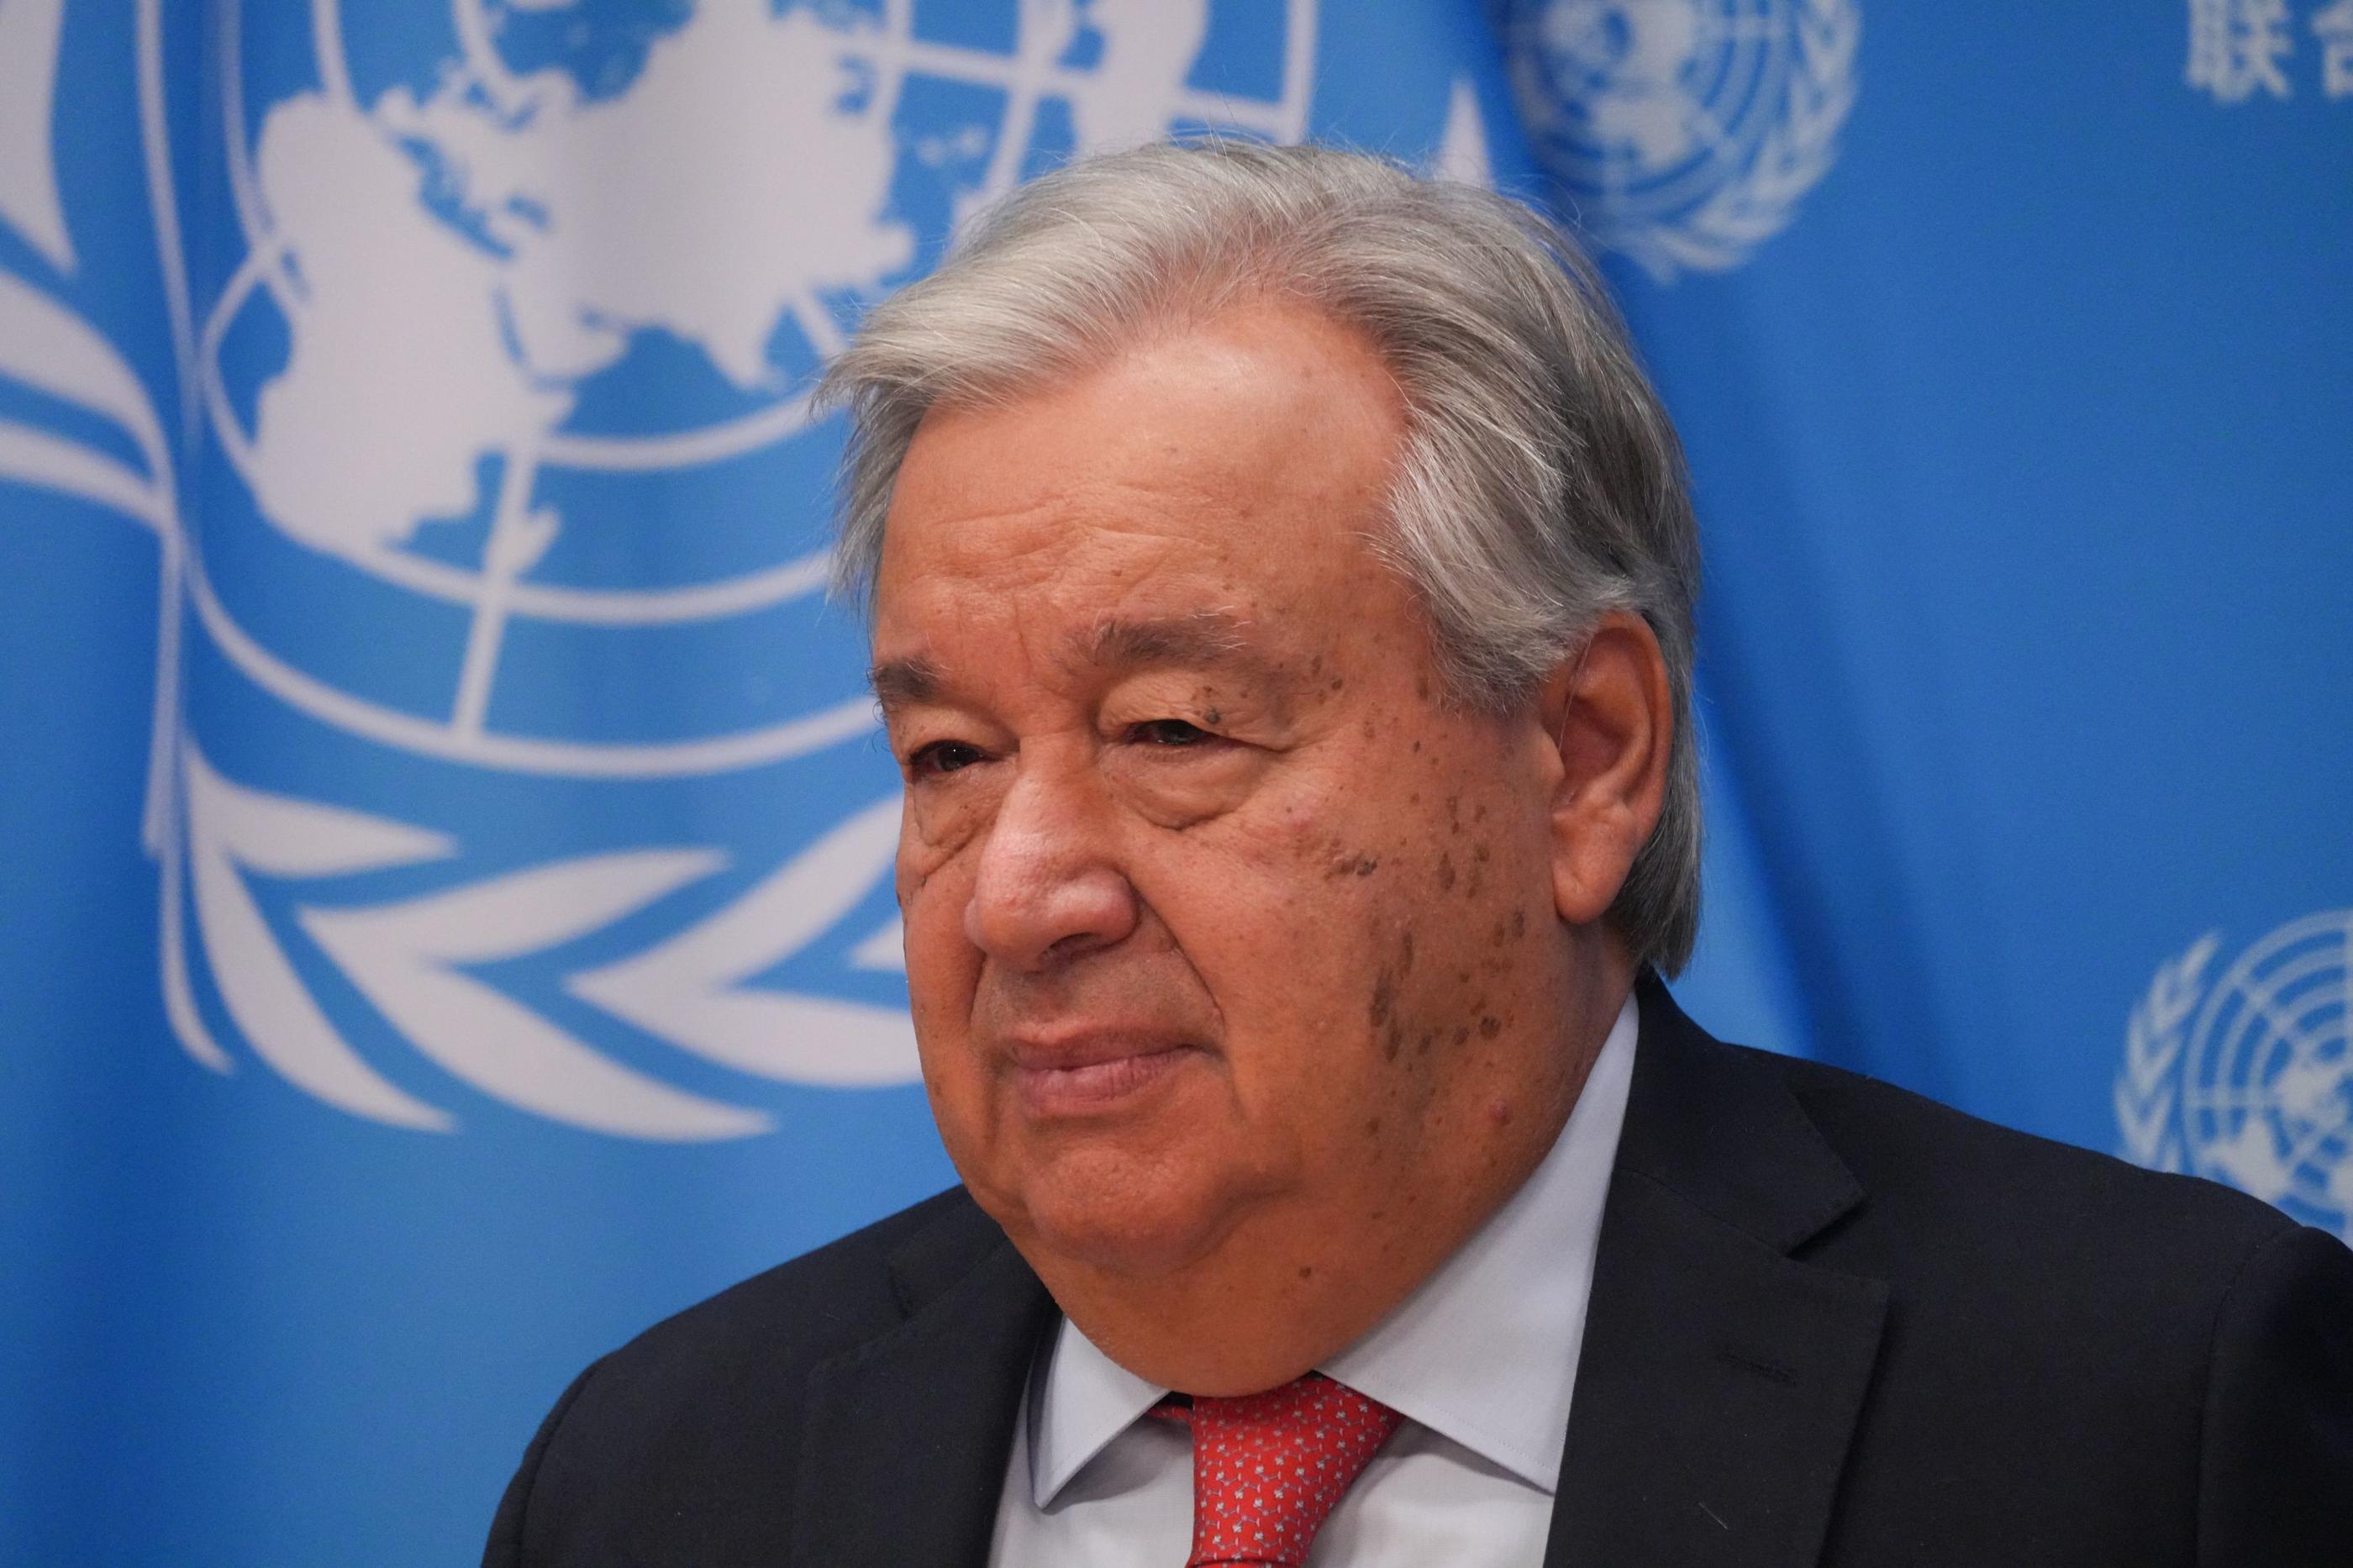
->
[870, 609, 1286, 707]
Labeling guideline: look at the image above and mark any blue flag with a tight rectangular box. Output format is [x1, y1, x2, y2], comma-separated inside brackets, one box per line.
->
[3, 3, 2345, 1563]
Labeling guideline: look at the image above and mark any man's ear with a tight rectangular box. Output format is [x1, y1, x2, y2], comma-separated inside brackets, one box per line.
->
[1539, 611, 1673, 928]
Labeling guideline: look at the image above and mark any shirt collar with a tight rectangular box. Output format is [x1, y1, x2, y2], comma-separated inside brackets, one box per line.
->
[1029, 993, 1641, 1505]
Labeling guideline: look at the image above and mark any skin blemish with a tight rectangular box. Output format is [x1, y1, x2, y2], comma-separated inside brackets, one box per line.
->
[1353, 856, 1379, 876]
[1410, 739, 1421, 753]
[1436, 851, 1456, 892]
[1398, 931, 1414, 974]
[1203, 708, 1222, 725]
[1478, 1015, 1503, 1040]
[1383, 1019, 1405, 1062]
[1365, 1117, 1382, 1136]
[1416, 1029, 1435, 1057]
[1488, 1099, 1513, 1127]
[1511, 908, 1527, 939]
[1451, 1024, 1471, 1047]
[1370, 970, 1396, 1029]
[1298, 1265, 1315, 1281]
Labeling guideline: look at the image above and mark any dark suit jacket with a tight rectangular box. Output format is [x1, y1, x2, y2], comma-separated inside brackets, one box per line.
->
[483, 979, 2353, 1565]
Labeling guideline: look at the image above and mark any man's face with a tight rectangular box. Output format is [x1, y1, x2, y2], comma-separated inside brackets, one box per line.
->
[871, 301, 1581, 1302]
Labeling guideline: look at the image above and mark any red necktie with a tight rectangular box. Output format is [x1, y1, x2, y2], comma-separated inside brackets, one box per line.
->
[1152, 1373, 1403, 1567]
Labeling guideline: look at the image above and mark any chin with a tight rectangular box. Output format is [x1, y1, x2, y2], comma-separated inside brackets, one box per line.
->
[992, 1149, 1241, 1281]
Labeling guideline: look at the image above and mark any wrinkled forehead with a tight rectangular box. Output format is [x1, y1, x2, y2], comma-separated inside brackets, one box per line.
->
[871, 605, 1312, 711]
[870, 297, 1414, 625]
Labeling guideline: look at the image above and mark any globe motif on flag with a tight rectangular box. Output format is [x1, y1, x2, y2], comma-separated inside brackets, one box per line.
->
[196, 0, 1308, 776]
[1502, 0, 1856, 279]
[2180, 912, 2353, 1229]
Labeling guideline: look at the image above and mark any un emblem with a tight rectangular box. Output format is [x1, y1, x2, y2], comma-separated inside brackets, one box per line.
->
[2119, 911, 2353, 1239]
[1502, 0, 1859, 279]
[1, 0, 1315, 1139]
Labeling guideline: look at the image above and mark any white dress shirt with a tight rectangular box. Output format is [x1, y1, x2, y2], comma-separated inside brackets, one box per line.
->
[988, 995, 1640, 1566]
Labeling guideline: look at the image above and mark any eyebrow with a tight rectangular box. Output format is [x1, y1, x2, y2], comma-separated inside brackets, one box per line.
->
[867, 612, 1288, 711]
[1079, 612, 1255, 672]
[868, 654, 945, 711]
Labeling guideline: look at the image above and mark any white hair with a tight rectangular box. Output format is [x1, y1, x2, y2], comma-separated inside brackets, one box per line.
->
[820, 140, 1703, 975]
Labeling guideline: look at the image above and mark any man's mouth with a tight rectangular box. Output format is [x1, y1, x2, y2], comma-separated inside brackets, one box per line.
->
[1005, 1032, 1201, 1116]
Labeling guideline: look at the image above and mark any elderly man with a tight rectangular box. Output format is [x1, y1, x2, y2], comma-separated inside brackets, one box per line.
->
[484, 144, 2352, 1566]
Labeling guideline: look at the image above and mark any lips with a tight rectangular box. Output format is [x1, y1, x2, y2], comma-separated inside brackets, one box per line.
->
[1004, 1031, 1201, 1116]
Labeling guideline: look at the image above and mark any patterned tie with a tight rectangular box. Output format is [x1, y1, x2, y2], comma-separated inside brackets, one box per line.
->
[1152, 1373, 1403, 1567]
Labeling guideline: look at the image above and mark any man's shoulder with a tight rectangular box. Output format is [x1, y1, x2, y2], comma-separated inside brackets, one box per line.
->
[485, 1187, 1014, 1564]
[530, 1186, 999, 1472]
[1761, 1043, 2298, 1270]
[595, 1184, 992, 1386]
[1631, 982, 2306, 1290]
[1656, 1036, 2353, 1559]
[1731, 1039, 2342, 1391]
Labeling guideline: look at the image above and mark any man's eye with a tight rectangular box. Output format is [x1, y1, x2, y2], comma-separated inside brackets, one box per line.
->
[1130, 718, 1212, 748]
[908, 740, 988, 776]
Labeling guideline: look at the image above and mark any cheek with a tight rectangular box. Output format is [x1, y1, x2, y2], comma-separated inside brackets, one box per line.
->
[899, 878, 998, 1171]
[1148, 794, 1413, 1084]
[1387, 788, 1554, 1056]
[1268, 734, 1546, 1080]
[898, 850, 979, 1029]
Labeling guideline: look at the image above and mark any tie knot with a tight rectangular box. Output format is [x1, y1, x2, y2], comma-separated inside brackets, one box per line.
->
[1155, 1373, 1403, 1567]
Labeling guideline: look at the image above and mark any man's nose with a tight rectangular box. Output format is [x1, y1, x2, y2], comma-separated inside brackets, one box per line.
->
[963, 760, 1139, 971]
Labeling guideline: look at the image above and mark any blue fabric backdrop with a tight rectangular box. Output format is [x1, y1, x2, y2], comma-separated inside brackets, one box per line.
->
[1, 3, 2344, 1562]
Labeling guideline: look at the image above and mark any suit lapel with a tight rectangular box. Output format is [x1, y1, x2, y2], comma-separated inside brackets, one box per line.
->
[789, 1199, 1056, 1568]
[1546, 981, 1889, 1568]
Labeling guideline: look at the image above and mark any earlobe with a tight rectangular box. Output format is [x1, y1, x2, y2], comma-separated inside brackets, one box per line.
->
[1544, 613, 1672, 928]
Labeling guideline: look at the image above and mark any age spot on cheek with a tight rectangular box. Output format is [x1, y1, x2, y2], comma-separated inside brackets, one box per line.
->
[1320, 836, 1382, 880]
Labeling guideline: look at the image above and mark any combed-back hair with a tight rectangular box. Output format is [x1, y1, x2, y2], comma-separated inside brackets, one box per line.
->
[820, 140, 1703, 975]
